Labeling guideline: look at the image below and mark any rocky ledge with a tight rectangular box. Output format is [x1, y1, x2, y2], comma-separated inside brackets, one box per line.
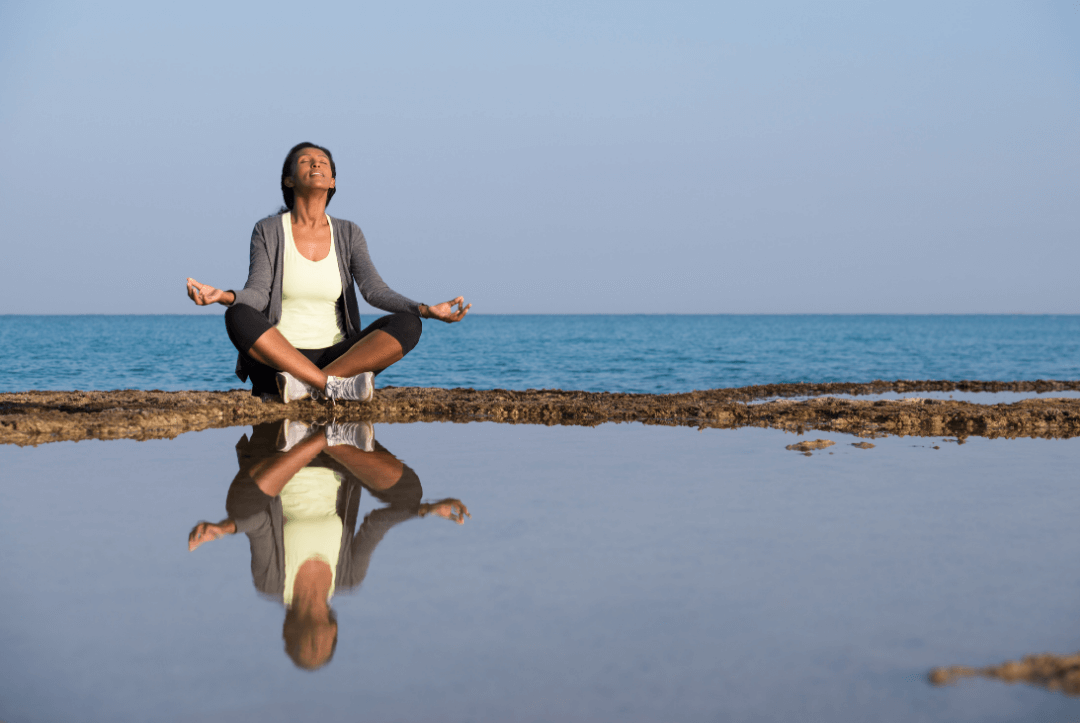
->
[2, 379, 1080, 446]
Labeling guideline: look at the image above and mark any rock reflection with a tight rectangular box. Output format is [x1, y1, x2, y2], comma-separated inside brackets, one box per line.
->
[188, 420, 468, 670]
[930, 652, 1080, 696]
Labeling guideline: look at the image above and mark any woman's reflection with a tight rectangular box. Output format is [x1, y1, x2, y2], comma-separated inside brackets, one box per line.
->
[187, 420, 468, 670]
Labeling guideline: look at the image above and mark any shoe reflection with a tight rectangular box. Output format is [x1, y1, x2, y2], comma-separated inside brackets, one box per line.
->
[187, 420, 469, 670]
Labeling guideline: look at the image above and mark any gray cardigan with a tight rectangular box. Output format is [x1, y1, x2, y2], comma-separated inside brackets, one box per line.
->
[231, 214, 420, 380]
[232, 213, 420, 332]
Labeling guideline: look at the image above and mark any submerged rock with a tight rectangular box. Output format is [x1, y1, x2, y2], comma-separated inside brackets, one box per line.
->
[785, 439, 835, 452]
[930, 652, 1080, 696]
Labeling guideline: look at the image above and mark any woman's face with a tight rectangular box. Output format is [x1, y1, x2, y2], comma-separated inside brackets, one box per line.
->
[285, 147, 336, 194]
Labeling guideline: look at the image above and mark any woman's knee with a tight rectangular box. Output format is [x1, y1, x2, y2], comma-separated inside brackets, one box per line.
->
[371, 312, 422, 355]
[225, 304, 272, 354]
[396, 312, 422, 355]
[225, 302, 257, 330]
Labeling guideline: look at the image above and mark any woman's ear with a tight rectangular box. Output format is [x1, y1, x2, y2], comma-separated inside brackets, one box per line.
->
[283, 176, 295, 188]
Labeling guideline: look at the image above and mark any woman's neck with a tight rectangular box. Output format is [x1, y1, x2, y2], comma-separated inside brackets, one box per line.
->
[291, 558, 333, 619]
[290, 192, 328, 228]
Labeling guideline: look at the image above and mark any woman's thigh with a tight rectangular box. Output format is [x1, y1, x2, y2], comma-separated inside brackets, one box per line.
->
[312, 313, 422, 370]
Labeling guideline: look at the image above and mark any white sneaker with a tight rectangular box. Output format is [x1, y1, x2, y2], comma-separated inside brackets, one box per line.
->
[324, 421, 374, 452]
[276, 419, 315, 452]
[276, 372, 316, 403]
[323, 372, 374, 402]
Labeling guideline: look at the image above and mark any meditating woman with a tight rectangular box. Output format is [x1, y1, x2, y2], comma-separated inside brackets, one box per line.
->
[185, 142, 469, 402]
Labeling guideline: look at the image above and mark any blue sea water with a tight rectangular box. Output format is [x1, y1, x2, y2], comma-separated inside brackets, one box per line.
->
[1, 314, 1078, 394]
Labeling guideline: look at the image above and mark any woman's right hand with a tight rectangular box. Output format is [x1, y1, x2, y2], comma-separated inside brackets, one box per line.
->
[188, 519, 237, 551]
[186, 278, 235, 306]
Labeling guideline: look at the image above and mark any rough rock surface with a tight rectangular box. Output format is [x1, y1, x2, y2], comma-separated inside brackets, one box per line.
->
[3, 379, 1080, 446]
[930, 653, 1080, 696]
[785, 439, 835, 452]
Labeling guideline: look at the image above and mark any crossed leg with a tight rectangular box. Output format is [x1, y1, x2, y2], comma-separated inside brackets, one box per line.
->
[246, 327, 404, 392]
[225, 305, 421, 395]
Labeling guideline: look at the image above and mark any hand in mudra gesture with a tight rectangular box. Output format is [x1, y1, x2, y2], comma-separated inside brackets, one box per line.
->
[186, 278, 234, 306]
[419, 498, 471, 524]
[422, 297, 471, 323]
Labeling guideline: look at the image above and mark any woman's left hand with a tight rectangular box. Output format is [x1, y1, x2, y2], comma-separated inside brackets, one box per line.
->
[422, 297, 470, 323]
[419, 498, 471, 524]
[186, 278, 235, 307]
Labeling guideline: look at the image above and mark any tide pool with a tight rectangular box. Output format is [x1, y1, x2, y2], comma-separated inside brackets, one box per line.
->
[2, 421, 1078, 722]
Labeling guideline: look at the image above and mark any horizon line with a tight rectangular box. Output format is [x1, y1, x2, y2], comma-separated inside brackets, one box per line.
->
[2, 312, 1079, 317]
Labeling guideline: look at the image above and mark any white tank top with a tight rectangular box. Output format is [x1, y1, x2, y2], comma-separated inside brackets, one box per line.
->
[281, 467, 344, 606]
[276, 213, 345, 349]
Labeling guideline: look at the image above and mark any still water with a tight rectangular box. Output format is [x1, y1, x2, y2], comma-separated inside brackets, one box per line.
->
[2, 421, 1079, 722]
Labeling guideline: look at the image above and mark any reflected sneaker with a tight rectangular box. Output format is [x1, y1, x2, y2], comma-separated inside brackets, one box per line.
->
[323, 372, 374, 402]
[276, 419, 315, 452]
[276, 371, 316, 403]
[325, 421, 374, 452]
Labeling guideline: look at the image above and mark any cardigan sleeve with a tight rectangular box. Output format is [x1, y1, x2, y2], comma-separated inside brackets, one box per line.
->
[346, 222, 421, 316]
[231, 221, 273, 311]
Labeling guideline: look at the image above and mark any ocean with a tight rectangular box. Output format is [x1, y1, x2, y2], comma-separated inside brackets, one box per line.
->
[2, 314, 1079, 394]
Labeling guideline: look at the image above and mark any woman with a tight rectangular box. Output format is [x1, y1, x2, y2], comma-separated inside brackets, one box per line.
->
[186, 142, 469, 401]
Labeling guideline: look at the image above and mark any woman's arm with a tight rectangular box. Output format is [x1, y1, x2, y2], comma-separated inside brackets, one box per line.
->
[231, 221, 274, 310]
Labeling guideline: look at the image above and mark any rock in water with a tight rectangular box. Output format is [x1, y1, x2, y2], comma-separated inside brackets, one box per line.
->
[786, 439, 835, 452]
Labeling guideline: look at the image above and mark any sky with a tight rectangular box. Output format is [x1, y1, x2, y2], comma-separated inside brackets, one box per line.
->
[0, 0, 1077, 315]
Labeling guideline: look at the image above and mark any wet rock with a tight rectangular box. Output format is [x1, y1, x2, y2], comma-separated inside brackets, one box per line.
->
[786, 439, 835, 452]
[2, 379, 1080, 446]
[930, 652, 1080, 696]
[851, 442, 875, 449]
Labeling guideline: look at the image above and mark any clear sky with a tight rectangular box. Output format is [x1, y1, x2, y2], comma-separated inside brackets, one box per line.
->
[1, 1, 1077, 315]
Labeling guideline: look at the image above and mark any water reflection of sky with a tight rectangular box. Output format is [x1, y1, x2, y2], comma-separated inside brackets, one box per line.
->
[2, 422, 1080, 722]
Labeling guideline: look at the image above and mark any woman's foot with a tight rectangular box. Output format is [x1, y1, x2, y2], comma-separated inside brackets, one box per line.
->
[324, 421, 374, 451]
[276, 419, 318, 452]
[324, 372, 374, 402]
[277, 371, 317, 403]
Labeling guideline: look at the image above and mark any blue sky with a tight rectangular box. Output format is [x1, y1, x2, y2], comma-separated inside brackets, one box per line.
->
[1, 1, 1077, 314]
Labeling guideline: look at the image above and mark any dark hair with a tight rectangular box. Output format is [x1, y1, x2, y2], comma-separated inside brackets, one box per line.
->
[280, 142, 337, 212]
[283, 606, 339, 671]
